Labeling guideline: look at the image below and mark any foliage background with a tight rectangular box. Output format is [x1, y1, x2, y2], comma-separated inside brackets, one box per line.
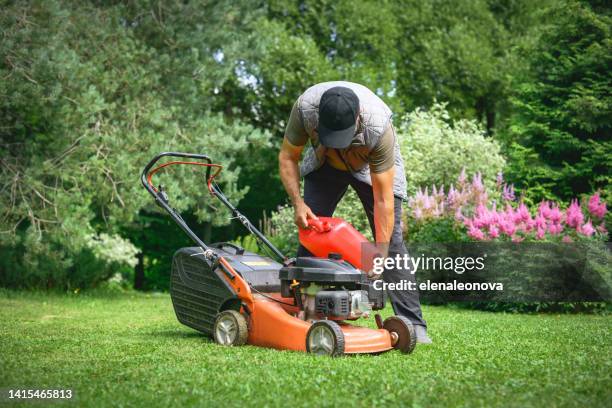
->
[0, 0, 609, 291]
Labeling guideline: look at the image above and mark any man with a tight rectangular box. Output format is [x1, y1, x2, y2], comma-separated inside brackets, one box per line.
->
[278, 81, 431, 343]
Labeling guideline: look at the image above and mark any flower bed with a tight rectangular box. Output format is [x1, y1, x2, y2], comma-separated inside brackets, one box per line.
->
[407, 169, 608, 243]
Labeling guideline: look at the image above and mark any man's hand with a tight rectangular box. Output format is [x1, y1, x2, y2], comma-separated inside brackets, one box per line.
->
[294, 201, 318, 229]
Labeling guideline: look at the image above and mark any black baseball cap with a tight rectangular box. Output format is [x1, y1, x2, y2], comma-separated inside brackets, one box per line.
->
[317, 86, 360, 149]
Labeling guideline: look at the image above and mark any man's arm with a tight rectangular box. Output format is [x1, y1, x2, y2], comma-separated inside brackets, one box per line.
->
[279, 100, 318, 228]
[278, 137, 317, 228]
[369, 124, 397, 251]
[371, 166, 395, 252]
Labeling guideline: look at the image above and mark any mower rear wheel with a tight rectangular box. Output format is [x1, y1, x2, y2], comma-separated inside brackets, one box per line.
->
[383, 316, 416, 354]
[306, 320, 345, 357]
[213, 310, 248, 346]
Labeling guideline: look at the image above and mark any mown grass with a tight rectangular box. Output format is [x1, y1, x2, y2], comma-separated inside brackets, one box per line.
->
[0, 290, 610, 407]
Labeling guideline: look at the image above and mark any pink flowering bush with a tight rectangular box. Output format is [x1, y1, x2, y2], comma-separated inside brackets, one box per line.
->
[406, 169, 608, 243]
[405, 171, 610, 314]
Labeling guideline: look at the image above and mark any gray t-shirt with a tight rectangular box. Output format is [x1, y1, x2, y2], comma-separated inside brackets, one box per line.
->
[285, 101, 396, 174]
[285, 81, 408, 199]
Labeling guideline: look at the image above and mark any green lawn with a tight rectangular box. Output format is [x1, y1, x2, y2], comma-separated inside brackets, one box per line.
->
[0, 291, 610, 407]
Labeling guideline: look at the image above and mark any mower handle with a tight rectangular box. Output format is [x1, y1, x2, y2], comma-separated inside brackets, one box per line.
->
[140, 151, 288, 264]
[141, 152, 213, 196]
[140, 152, 220, 265]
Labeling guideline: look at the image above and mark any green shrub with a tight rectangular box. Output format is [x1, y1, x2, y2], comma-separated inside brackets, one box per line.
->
[0, 232, 137, 290]
[397, 102, 506, 195]
[406, 217, 467, 244]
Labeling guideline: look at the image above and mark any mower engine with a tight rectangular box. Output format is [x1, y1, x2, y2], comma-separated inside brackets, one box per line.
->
[279, 255, 384, 322]
[314, 289, 370, 319]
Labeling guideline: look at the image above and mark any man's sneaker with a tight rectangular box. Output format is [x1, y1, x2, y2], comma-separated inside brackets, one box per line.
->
[414, 325, 432, 344]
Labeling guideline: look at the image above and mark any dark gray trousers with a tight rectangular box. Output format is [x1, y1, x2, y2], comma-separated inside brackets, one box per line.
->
[297, 163, 427, 327]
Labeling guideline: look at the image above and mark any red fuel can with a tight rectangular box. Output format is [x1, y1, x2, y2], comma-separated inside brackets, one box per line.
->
[299, 217, 376, 270]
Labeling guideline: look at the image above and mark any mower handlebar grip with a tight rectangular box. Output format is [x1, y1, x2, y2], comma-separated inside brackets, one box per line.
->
[141, 152, 212, 195]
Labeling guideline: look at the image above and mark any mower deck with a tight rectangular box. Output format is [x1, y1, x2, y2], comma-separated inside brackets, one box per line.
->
[247, 294, 393, 354]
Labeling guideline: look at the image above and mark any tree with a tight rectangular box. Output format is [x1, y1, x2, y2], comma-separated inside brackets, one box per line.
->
[265, 0, 554, 134]
[506, 0, 611, 201]
[266, 0, 402, 112]
[394, 0, 541, 133]
[0, 1, 270, 289]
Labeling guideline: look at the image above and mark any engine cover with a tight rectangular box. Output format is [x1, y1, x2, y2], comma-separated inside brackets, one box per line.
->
[315, 290, 350, 319]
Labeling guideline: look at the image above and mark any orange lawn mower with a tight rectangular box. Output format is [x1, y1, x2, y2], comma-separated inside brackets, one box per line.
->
[141, 152, 417, 356]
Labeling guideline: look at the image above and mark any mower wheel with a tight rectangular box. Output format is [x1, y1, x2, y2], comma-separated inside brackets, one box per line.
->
[213, 310, 248, 347]
[306, 320, 345, 357]
[383, 316, 416, 354]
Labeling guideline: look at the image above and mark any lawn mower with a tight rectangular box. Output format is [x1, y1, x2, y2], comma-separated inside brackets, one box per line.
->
[141, 152, 416, 356]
